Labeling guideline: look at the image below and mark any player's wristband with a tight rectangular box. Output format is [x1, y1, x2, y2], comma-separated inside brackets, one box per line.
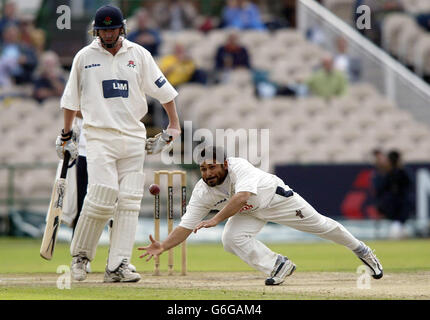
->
[61, 129, 73, 141]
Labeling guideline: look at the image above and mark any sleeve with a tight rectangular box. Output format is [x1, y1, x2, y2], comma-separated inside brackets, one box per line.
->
[60, 52, 81, 111]
[141, 49, 178, 104]
[178, 185, 213, 230]
[230, 159, 259, 195]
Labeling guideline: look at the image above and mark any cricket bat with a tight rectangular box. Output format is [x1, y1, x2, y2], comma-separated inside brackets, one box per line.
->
[40, 151, 71, 260]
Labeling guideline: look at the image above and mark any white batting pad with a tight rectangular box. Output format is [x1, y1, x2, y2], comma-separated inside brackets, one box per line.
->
[107, 172, 145, 271]
[70, 184, 118, 260]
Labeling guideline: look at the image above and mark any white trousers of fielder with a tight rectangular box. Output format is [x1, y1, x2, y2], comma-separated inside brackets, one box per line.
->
[70, 127, 146, 271]
[222, 191, 361, 275]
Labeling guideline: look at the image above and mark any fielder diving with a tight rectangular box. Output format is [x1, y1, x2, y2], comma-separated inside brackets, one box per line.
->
[139, 146, 383, 285]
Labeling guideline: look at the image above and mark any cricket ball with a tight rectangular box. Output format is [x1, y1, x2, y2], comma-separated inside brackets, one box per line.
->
[149, 184, 160, 195]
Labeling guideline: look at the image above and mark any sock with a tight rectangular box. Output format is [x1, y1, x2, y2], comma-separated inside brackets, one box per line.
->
[353, 241, 370, 257]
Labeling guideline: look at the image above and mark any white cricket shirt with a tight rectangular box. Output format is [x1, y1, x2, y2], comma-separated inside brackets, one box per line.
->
[61, 37, 178, 138]
[179, 157, 292, 230]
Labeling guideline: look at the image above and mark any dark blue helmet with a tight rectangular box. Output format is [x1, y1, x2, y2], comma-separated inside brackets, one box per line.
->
[94, 5, 124, 30]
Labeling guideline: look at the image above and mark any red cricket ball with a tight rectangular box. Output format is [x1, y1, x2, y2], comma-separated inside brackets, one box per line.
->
[149, 184, 160, 195]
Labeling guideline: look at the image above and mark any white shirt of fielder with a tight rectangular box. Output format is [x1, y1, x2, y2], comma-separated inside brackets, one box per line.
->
[61, 37, 178, 138]
[179, 157, 289, 230]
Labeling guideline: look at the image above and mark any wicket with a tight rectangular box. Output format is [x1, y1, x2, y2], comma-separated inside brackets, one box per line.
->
[153, 170, 187, 276]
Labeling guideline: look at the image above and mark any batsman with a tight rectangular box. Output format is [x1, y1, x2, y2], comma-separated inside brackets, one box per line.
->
[139, 146, 383, 285]
[57, 5, 180, 282]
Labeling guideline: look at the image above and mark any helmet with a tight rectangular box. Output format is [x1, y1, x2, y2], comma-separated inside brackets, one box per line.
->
[94, 5, 124, 30]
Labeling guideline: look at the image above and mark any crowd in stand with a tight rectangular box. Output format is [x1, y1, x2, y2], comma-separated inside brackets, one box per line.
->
[351, 0, 430, 82]
[0, 0, 361, 104]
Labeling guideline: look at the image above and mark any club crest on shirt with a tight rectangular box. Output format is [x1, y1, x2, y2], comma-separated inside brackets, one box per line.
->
[127, 60, 136, 68]
[239, 203, 254, 213]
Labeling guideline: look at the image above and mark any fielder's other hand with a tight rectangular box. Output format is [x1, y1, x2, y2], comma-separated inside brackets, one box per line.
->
[145, 128, 181, 155]
[55, 129, 79, 161]
[138, 234, 164, 261]
[193, 219, 218, 233]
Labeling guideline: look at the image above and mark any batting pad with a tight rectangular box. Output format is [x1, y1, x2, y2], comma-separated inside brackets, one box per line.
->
[107, 172, 145, 271]
[70, 184, 118, 260]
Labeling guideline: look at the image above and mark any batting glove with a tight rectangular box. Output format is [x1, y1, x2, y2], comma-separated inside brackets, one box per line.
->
[145, 128, 180, 155]
[55, 129, 79, 161]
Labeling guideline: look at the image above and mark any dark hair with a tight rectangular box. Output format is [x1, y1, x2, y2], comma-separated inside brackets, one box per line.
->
[388, 150, 401, 167]
[199, 146, 226, 164]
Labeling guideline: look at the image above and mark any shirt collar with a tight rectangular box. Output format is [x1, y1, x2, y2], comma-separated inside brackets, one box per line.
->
[90, 37, 131, 55]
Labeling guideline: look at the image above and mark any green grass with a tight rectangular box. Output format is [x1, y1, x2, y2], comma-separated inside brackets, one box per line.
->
[0, 238, 428, 274]
[0, 237, 429, 300]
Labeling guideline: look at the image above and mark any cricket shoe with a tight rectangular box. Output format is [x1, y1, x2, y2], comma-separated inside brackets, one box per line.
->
[128, 263, 137, 273]
[71, 254, 90, 281]
[104, 260, 141, 283]
[358, 249, 383, 279]
[265, 255, 296, 286]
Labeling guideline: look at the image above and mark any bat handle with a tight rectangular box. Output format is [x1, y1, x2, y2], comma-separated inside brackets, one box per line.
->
[60, 151, 71, 179]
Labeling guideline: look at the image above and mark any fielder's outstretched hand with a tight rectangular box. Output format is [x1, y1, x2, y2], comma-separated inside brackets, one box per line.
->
[193, 219, 218, 233]
[138, 235, 164, 261]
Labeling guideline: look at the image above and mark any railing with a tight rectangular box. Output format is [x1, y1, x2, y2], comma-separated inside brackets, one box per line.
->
[0, 162, 58, 215]
[297, 0, 430, 126]
[0, 160, 200, 235]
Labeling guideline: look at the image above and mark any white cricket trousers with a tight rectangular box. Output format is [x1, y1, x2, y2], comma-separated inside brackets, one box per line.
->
[85, 127, 146, 188]
[71, 127, 145, 270]
[221, 192, 361, 275]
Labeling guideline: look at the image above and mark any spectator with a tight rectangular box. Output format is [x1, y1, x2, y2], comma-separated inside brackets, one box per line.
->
[127, 8, 161, 57]
[0, 24, 37, 86]
[32, 51, 65, 103]
[305, 24, 327, 47]
[215, 33, 251, 70]
[196, 15, 218, 33]
[280, 0, 296, 28]
[370, 148, 389, 213]
[376, 150, 412, 239]
[0, 1, 19, 43]
[159, 42, 197, 87]
[152, 0, 197, 31]
[333, 36, 361, 83]
[215, 32, 251, 83]
[416, 13, 430, 32]
[252, 69, 298, 99]
[18, 14, 46, 55]
[306, 55, 348, 99]
[221, 0, 265, 30]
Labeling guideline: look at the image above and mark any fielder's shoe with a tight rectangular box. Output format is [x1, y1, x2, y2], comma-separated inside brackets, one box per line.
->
[265, 255, 296, 286]
[128, 263, 137, 273]
[104, 260, 141, 283]
[71, 254, 90, 281]
[358, 249, 383, 279]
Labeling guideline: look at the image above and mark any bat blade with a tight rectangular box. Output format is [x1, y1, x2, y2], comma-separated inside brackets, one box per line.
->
[40, 178, 66, 260]
[40, 151, 70, 260]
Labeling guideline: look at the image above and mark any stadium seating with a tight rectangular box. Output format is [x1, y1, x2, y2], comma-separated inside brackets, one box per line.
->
[1, 26, 430, 215]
